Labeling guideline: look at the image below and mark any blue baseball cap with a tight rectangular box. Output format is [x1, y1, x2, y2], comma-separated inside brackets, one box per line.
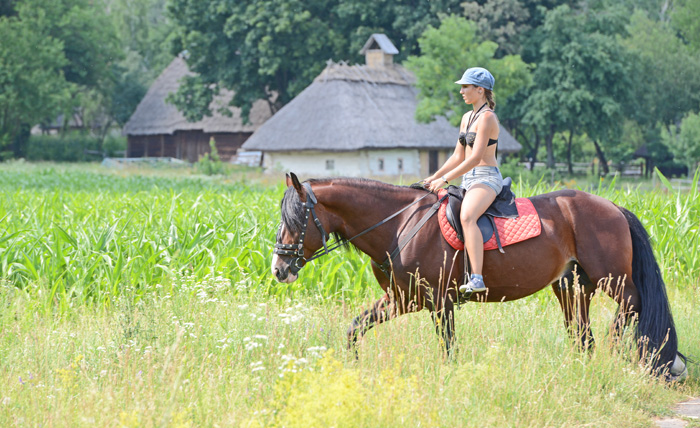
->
[455, 67, 495, 91]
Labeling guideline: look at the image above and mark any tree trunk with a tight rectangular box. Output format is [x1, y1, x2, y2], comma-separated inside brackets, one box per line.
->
[567, 129, 575, 175]
[593, 139, 609, 176]
[545, 125, 555, 169]
[526, 127, 541, 171]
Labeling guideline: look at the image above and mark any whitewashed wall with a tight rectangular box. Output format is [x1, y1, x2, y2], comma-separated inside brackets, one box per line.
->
[264, 149, 421, 177]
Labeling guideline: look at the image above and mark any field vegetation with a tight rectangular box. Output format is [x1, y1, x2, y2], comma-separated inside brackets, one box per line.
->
[1, 163, 698, 427]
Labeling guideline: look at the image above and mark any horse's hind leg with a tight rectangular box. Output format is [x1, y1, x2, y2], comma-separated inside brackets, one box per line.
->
[603, 276, 640, 344]
[551, 262, 596, 351]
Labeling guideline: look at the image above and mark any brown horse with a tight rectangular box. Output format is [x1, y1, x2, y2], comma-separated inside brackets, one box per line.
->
[271, 173, 687, 380]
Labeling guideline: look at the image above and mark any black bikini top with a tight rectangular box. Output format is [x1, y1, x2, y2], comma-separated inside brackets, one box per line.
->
[459, 103, 498, 149]
[458, 132, 498, 148]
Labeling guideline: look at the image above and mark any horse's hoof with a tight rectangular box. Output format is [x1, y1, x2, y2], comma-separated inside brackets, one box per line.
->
[667, 354, 688, 382]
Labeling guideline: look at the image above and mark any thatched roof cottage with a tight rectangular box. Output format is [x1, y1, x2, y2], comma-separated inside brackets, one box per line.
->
[241, 34, 521, 177]
[123, 56, 272, 162]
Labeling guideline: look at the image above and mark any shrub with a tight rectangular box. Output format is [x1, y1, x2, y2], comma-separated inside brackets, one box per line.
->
[195, 138, 227, 175]
[26, 134, 102, 162]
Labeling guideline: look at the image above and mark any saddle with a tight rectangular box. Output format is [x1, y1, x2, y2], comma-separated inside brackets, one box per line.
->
[437, 177, 541, 253]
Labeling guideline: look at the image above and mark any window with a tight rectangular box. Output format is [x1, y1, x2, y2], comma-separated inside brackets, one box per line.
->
[378, 158, 384, 171]
[397, 158, 404, 172]
[326, 159, 334, 170]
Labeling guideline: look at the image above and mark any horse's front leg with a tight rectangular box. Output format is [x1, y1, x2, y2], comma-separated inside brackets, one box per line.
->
[346, 293, 393, 356]
[431, 291, 457, 358]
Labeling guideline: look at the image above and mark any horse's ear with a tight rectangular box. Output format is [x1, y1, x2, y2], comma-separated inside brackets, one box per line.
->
[286, 172, 303, 194]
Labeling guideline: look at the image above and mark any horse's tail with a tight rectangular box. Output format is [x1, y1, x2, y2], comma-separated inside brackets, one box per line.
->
[619, 207, 679, 373]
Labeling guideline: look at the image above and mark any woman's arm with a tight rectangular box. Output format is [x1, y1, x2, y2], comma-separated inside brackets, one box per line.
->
[444, 111, 498, 180]
[424, 113, 470, 184]
[425, 142, 465, 183]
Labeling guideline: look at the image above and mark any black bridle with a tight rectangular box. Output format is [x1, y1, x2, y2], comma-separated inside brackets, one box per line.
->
[274, 182, 434, 276]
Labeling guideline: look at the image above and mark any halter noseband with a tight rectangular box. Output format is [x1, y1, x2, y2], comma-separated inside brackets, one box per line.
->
[273, 182, 330, 275]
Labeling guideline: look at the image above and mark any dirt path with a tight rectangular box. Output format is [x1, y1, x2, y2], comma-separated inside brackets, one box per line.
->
[655, 398, 700, 428]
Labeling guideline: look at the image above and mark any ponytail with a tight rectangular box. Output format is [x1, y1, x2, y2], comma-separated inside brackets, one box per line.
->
[484, 89, 496, 109]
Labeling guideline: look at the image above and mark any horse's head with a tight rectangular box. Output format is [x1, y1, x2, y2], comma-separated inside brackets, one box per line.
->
[272, 173, 332, 283]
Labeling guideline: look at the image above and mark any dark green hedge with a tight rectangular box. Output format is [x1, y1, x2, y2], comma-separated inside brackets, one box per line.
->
[25, 135, 126, 162]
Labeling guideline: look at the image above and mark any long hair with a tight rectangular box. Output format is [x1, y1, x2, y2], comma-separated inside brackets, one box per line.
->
[484, 89, 496, 109]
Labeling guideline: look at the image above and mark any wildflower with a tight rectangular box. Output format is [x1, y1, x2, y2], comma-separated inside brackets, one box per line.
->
[250, 361, 265, 372]
[245, 341, 262, 351]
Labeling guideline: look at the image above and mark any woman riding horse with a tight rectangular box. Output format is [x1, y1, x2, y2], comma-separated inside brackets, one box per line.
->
[272, 172, 686, 381]
[424, 67, 502, 295]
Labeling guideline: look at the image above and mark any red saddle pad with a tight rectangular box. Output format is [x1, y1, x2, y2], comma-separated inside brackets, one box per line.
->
[437, 189, 541, 251]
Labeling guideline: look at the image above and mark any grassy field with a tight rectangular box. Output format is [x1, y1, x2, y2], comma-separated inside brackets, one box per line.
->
[0, 162, 698, 427]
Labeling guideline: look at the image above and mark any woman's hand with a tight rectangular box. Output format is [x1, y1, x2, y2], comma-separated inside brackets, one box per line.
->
[425, 177, 447, 193]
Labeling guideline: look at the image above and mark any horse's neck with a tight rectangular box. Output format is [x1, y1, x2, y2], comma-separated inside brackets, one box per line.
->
[317, 181, 421, 256]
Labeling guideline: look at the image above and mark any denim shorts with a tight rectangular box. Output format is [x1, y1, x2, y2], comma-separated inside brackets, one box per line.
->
[460, 166, 503, 194]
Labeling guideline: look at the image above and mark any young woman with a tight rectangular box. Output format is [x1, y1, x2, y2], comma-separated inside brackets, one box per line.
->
[424, 67, 503, 294]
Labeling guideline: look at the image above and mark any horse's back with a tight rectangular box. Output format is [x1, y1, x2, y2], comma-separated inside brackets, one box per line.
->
[529, 189, 633, 283]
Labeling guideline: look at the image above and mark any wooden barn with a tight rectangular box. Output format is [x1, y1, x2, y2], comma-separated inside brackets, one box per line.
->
[123, 57, 272, 163]
[241, 34, 521, 177]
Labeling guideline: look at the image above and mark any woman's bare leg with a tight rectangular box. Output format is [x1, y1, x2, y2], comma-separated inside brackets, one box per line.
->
[460, 184, 497, 279]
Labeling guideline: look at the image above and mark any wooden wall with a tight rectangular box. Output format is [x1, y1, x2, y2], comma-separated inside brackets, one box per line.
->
[126, 131, 252, 162]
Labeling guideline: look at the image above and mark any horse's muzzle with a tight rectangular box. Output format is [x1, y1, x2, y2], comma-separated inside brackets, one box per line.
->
[271, 254, 298, 283]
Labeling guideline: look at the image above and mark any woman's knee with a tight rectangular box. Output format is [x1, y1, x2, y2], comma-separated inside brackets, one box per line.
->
[460, 210, 478, 225]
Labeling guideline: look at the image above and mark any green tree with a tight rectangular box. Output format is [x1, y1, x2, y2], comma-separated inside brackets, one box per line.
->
[523, 5, 632, 173]
[167, 0, 345, 122]
[623, 11, 700, 130]
[672, 0, 700, 50]
[663, 111, 700, 174]
[461, 0, 532, 56]
[333, 0, 463, 62]
[404, 15, 530, 127]
[0, 4, 70, 156]
[166, 0, 465, 123]
[103, 0, 176, 129]
[0, 0, 123, 155]
[106, 0, 175, 81]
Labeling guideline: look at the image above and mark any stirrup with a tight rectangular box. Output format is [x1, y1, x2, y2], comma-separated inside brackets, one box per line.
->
[459, 278, 486, 294]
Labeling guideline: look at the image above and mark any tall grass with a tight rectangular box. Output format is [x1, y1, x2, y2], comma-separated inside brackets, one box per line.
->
[0, 164, 698, 426]
[0, 277, 697, 427]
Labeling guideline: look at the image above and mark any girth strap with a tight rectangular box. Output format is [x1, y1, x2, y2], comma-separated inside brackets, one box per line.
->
[375, 194, 448, 279]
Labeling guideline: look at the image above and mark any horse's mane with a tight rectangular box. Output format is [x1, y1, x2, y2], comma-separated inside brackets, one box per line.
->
[278, 177, 427, 239]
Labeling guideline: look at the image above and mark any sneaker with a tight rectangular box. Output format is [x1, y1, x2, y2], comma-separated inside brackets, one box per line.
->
[459, 276, 487, 294]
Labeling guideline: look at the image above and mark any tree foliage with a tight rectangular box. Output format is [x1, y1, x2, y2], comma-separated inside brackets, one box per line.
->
[623, 11, 700, 128]
[404, 15, 530, 127]
[521, 5, 633, 170]
[0, 0, 123, 155]
[166, 0, 464, 122]
[0, 3, 70, 155]
[672, 0, 700, 50]
[663, 112, 700, 173]
[461, 0, 532, 56]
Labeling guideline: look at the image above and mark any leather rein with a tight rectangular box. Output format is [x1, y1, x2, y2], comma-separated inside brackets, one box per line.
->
[273, 182, 439, 277]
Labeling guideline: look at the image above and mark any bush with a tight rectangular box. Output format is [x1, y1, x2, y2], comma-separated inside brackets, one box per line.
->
[26, 134, 102, 162]
[102, 135, 126, 157]
[195, 138, 227, 175]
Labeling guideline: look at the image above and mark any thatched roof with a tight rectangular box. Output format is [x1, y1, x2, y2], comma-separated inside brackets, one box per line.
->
[241, 61, 521, 153]
[123, 57, 272, 136]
